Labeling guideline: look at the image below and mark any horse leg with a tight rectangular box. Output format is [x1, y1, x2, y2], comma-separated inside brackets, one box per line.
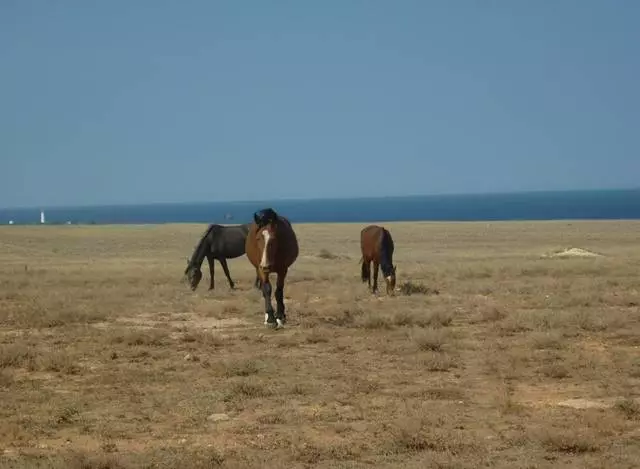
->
[275, 269, 288, 328]
[372, 261, 379, 294]
[219, 258, 235, 289]
[261, 273, 276, 328]
[206, 254, 215, 290]
[254, 268, 262, 290]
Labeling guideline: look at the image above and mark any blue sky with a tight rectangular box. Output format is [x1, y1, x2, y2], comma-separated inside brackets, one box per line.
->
[1, 1, 638, 208]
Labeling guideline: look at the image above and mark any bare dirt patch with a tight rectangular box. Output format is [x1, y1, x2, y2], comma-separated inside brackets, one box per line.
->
[544, 247, 604, 258]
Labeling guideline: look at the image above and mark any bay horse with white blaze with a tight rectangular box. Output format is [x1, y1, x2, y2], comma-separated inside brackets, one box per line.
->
[360, 224, 397, 295]
[245, 208, 299, 329]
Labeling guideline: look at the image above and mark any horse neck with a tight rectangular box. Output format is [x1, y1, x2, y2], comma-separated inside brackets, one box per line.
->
[188, 229, 212, 268]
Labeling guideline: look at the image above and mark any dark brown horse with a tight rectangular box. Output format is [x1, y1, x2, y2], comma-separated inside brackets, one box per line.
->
[246, 208, 299, 328]
[360, 224, 397, 295]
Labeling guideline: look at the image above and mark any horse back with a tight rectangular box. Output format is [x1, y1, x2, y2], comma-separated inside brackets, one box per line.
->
[209, 224, 250, 259]
[360, 225, 383, 260]
[361, 225, 393, 262]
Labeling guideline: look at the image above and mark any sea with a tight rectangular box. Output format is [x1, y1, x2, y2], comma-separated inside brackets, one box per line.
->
[1, 189, 639, 226]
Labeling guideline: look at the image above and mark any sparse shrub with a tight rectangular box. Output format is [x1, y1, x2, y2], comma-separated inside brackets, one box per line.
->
[387, 420, 470, 455]
[424, 309, 454, 327]
[497, 311, 535, 336]
[327, 309, 358, 327]
[181, 330, 224, 347]
[0, 344, 37, 370]
[392, 311, 417, 327]
[54, 406, 80, 425]
[289, 382, 311, 395]
[0, 369, 14, 388]
[317, 249, 339, 260]
[305, 327, 330, 344]
[64, 452, 128, 469]
[531, 331, 565, 350]
[541, 430, 600, 454]
[392, 427, 431, 453]
[101, 441, 118, 453]
[359, 314, 393, 330]
[292, 442, 323, 464]
[541, 364, 570, 379]
[40, 351, 81, 374]
[223, 304, 241, 315]
[352, 378, 380, 394]
[113, 329, 169, 347]
[575, 311, 608, 332]
[473, 306, 506, 323]
[419, 352, 457, 371]
[498, 380, 524, 415]
[421, 386, 465, 401]
[615, 398, 640, 420]
[398, 281, 439, 296]
[413, 328, 449, 352]
[275, 335, 300, 348]
[257, 412, 287, 424]
[223, 359, 260, 377]
[193, 447, 225, 467]
[392, 309, 453, 328]
[227, 379, 271, 399]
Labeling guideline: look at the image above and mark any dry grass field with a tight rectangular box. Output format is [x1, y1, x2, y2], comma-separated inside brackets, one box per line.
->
[1, 220, 640, 468]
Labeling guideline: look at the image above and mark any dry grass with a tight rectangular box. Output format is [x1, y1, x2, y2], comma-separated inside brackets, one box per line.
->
[1, 220, 640, 468]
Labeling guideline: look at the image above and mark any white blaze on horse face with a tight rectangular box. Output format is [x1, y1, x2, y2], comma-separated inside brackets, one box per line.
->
[260, 229, 271, 269]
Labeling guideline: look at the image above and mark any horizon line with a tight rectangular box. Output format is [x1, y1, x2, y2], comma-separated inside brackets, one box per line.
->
[1, 186, 639, 212]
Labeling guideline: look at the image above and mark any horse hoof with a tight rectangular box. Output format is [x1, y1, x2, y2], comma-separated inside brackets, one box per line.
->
[276, 318, 285, 329]
[265, 322, 277, 329]
[264, 313, 277, 328]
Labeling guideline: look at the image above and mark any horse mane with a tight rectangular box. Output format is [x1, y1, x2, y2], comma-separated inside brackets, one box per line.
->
[378, 228, 394, 276]
[254, 208, 279, 228]
[185, 224, 219, 271]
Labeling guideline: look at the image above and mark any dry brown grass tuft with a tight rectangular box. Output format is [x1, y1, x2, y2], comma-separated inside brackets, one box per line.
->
[1, 220, 640, 468]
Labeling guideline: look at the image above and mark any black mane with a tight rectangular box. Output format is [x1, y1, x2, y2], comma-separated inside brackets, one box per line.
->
[254, 208, 278, 229]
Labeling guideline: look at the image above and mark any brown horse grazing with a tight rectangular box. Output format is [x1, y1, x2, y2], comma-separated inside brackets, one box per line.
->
[245, 208, 299, 328]
[360, 224, 397, 295]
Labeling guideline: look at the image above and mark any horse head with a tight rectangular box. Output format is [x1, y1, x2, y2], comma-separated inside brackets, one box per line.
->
[253, 208, 280, 274]
[384, 264, 397, 296]
[184, 258, 202, 291]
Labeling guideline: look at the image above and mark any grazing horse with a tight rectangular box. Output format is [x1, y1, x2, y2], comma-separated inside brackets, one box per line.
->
[360, 224, 397, 295]
[184, 223, 260, 291]
[245, 208, 299, 328]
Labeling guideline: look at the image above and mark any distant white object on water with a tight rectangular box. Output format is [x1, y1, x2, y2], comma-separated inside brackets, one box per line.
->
[40, 210, 45, 224]
[8, 220, 14, 225]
